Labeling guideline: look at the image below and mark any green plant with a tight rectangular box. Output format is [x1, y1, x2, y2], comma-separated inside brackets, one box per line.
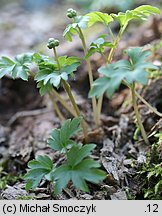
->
[89, 47, 158, 144]
[0, 5, 161, 195]
[24, 117, 106, 194]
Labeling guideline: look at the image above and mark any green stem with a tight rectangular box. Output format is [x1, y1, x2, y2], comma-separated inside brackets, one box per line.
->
[51, 89, 77, 117]
[122, 80, 162, 118]
[107, 26, 124, 63]
[77, 27, 99, 126]
[28, 71, 35, 77]
[97, 26, 125, 123]
[53, 47, 61, 70]
[52, 47, 88, 137]
[48, 92, 65, 121]
[131, 82, 150, 145]
[135, 91, 162, 118]
[96, 95, 103, 125]
[62, 80, 88, 138]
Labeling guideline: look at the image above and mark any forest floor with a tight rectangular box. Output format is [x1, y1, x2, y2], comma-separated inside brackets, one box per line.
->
[0, 1, 162, 200]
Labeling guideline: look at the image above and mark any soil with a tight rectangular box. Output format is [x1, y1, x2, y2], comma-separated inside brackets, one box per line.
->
[0, 1, 162, 200]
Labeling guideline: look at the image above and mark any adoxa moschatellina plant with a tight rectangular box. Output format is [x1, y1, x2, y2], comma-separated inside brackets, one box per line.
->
[0, 5, 161, 139]
[63, 6, 161, 144]
[0, 5, 161, 194]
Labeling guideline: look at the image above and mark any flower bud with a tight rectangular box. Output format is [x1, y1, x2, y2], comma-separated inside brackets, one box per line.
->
[47, 38, 59, 49]
[67, 8, 77, 19]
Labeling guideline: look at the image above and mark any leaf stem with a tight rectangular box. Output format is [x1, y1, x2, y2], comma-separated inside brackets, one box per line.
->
[77, 27, 99, 126]
[131, 82, 150, 145]
[135, 91, 162, 118]
[52, 47, 88, 138]
[53, 47, 61, 70]
[51, 89, 77, 117]
[122, 80, 162, 118]
[48, 92, 65, 121]
[97, 26, 124, 124]
[62, 79, 88, 138]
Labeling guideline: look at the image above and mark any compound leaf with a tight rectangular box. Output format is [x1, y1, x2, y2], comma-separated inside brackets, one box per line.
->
[67, 144, 96, 167]
[89, 47, 158, 98]
[85, 11, 113, 27]
[24, 155, 54, 191]
[52, 145, 106, 194]
[47, 117, 82, 151]
[112, 5, 160, 28]
[0, 53, 34, 80]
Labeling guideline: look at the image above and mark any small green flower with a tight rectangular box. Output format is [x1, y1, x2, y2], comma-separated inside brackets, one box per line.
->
[47, 38, 60, 49]
[67, 8, 77, 19]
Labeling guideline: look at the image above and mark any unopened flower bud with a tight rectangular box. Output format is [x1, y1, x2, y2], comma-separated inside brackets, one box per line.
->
[67, 8, 77, 19]
[47, 38, 60, 49]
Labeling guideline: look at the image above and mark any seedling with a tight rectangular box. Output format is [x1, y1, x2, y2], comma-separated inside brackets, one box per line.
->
[24, 117, 106, 194]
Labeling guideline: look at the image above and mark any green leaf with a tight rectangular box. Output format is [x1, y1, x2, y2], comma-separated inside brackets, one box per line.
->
[63, 12, 113, 42]
[86, 36, 114, 59]
[63, 16, 89, 41]
[112, 5, 160, 28]
[52, 164, 71, 194]
[85, 12, 113, 27]
[60, 118, 82, 147]
[67, 144, 96, 166]
[47, 129, 62, 151]
[89, 76, 122, 98]
[0, 53, 34, 81]
[35, 56, 80, 92]
[24, 155, 54, 191]
[52, 156, 106, 194]
[36, 81, 53, 96]
[89, 47, 158, 98]
[134, 5, 160, 16]
[47, 117, 82, 151]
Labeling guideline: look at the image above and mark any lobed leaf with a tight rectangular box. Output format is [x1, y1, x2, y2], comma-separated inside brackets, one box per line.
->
[47, 117, 82, 151]
[86, 35, 114, 59]
[0, 53, 35, 81]
[112, 5, 160, 28]
[63, 16, 89, 41]
[35, 56, 80, 94]
[89, 47, 158, 98]
[52, 156, 106, 194]
[85, 12, 113, 27]
[24, 155, 54, 191]
[67, 144, 96, 167]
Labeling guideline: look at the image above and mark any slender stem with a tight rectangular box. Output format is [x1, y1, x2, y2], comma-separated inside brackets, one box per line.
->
[122, 80, 162, 118]
[62, 80, 88, 138]
[28, 71, 35, 77]
[77, 27, 99, 126]
[53, 47, 61, 70]
[62, 80, 80, 117]
[97, 27, 124, 123]
[107, 27, 124, 63]
[107, 25, 115, 42]
[131, 82, 150, 145]
[51, 89, 77, 117]
[135, 91, 162, 118]
[52, 47, 88, 137]
[48, 93, 65, 121]
[53, 46, 80, 117]
[96, 95, 103, 124]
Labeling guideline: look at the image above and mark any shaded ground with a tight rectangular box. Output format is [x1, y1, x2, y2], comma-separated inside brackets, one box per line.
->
[0, 1, 162, 200]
